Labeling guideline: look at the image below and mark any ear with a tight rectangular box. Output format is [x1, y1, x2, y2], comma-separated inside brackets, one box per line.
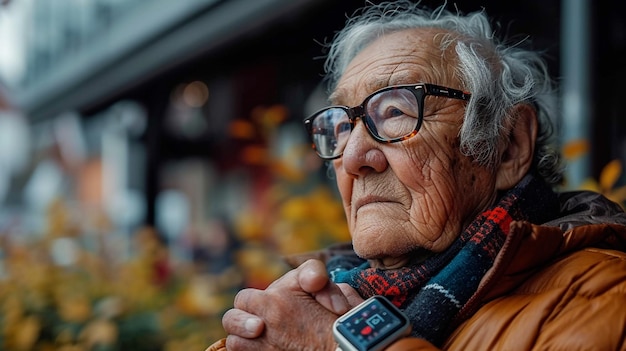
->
[495, 104, 538, 190]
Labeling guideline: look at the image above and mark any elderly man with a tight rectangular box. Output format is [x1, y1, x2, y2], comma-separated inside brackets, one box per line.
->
[210, 1, 626, 350]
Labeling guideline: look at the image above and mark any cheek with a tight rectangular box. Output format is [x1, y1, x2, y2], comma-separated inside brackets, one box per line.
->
[392, 136, 491, 249]
[420, 133, 478, 192]
[391, 143, 460, 226]
[333, 161, 353, 218]
[436, 149, 498, 230]
[396, 133, 460, 189]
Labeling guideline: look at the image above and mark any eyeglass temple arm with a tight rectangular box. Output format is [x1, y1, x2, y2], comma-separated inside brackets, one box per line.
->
[424, 84, 471, 101]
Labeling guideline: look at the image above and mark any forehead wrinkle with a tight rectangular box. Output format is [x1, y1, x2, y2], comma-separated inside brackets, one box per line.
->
[330, 76, 390, 105]
[331, 64, 424, 105]
[331, 65, 443, 106]
[402, 45, 454, 86]
[330, 28, 461, 105]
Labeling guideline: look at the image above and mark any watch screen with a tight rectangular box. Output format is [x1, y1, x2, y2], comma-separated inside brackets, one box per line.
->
[336, 297, 404, 351]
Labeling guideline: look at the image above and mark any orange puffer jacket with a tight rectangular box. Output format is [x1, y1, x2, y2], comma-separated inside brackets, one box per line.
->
[389, 221, 626, 350]
[207, 192, 626, 350]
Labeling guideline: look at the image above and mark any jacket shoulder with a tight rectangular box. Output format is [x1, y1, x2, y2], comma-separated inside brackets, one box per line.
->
[445, 246, 626, 350]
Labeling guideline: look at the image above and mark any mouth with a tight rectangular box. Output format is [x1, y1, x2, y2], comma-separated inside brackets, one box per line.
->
[353, 195, 399, 212]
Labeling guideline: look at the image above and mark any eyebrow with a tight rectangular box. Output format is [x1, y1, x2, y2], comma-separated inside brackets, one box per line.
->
[329, 72, 427, 105]
[329, 79, 397, 105]
[327, 90, 342, 104]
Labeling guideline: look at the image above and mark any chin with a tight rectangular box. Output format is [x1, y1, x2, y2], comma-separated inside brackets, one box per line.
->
[352, 236, 414, 263]
[352, 232, 438, 269]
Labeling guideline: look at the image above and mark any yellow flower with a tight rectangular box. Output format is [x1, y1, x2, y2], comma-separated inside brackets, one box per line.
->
[579, 159, 626, 209]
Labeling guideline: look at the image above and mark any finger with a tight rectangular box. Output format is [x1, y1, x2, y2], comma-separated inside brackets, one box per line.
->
[297, 259, 330, 293]
[265, 259, 328, 293]
[222, 309, 265, 338]
[312, 282, 351, 315]
[297, 259, 352, 315]
[337, 283, 365, 307]
[225, 334, 266, 351]
[233, 287, 264, 311]
[265, 267, 299, 290]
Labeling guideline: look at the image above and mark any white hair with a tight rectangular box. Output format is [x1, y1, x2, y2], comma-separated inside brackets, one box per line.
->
[323, 0, 563, 186]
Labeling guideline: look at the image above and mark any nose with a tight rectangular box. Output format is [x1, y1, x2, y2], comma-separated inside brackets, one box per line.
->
[340, 120, 388, 176]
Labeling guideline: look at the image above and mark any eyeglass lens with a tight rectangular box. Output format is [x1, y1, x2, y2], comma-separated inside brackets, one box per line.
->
[310, 88, 421, 158]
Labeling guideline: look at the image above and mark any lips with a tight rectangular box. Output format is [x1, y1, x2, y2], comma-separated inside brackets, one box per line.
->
[353, 195, 396, 212]
[352, 194, 405, 219]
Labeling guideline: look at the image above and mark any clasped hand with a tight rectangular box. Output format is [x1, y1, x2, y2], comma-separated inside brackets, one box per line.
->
[222, 259, 363, 350]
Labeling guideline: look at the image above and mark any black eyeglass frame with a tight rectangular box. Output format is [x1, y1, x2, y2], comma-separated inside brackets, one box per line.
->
[303, 83, 471, 160]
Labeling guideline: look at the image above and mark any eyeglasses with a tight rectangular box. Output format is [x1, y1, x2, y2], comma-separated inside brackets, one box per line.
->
[303, 83, 471, 160]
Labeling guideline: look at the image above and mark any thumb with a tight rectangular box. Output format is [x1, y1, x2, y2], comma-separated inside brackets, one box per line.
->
[297, 259, 331, 293]
[297, 259, 353, 315]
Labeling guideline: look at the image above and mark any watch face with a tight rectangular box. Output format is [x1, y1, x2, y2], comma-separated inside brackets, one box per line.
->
[334, 296, 410, 351]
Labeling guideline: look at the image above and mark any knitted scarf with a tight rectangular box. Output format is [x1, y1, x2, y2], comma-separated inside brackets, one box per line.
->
[328, 175, 558, 345]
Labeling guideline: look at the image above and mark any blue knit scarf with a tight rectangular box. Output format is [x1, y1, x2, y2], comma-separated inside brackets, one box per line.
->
[328, 175, 558, 345]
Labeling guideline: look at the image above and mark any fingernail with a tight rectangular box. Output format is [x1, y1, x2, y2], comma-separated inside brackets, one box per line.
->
[244, 317, 262, 333]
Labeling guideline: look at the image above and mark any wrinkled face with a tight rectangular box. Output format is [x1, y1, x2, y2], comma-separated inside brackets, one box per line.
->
[331, 29, 499, 269]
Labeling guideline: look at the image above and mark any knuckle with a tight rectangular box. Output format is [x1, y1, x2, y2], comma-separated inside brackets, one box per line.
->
[221, 309, 242, 333]
[233, 288, 255, 309]
[226, 335, 264, 351]
[225, 335, 245, 351]
[221, 308, 236, 324]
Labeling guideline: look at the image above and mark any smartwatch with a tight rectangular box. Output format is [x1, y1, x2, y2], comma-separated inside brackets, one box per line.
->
[333, 295, 411, 351]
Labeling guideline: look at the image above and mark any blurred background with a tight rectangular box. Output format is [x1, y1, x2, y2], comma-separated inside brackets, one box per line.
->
[0, 0, 624, 350]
